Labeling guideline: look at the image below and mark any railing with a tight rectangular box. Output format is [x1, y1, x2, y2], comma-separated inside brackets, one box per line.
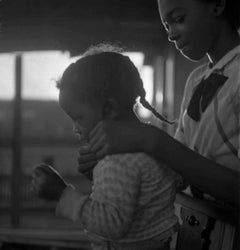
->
[0, 174, 88, 211]
[0, 175, 11, 204]
[0, 175, 42, 205]
[0, 174, 91, 249]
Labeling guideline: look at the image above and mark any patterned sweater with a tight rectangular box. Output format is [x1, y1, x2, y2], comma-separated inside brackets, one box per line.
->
[56, 153, 179, 250]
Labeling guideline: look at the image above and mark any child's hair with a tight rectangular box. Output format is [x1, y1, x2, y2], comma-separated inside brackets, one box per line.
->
[58, 43, 174, 124]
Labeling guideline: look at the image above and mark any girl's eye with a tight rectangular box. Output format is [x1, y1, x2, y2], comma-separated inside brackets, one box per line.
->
[73, 115, 81, 122]
[173, 16, 185, 23]
[163, 14, 185, 34]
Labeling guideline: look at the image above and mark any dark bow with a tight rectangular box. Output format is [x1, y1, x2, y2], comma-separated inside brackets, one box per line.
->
[187, 73, 228, 121]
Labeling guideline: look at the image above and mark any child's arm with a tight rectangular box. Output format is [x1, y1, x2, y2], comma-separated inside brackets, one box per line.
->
[56, 156, 140, 240]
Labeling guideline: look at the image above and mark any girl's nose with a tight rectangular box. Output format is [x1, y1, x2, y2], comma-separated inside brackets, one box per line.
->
[168, 27, 180, 42]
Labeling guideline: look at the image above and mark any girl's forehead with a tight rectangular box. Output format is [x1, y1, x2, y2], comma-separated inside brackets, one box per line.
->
[158, 0, 185, 9]
[158, 0, 206, 22]
[158, 0, 198, 14]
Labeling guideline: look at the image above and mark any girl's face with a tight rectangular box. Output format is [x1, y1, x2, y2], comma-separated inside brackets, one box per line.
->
[59, 89, 102, 143]
[158, 0, 220, 61]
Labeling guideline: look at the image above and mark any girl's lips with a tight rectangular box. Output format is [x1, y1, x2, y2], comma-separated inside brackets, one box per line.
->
[176, 41, 189, 50]
[177, 44, 186, 50]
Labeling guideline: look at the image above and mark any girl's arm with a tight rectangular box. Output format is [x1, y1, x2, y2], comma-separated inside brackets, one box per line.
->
[145, 124, 239, 208]
[86, 121, 239, 208]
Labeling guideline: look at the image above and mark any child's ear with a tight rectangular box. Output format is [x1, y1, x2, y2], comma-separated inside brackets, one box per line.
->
[102, 98, 119, 119]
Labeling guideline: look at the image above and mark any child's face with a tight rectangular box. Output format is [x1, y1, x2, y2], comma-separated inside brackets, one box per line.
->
[59, 89, 102, 143]
[158, 0, 220, 60]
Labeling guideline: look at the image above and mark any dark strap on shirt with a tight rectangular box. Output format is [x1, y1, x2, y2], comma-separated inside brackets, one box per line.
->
[187, 73, 228, 121]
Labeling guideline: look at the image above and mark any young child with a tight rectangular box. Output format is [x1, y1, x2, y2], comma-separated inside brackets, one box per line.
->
[31, 44, 179, 250]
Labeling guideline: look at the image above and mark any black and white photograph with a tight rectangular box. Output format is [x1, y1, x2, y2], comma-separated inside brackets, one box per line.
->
[0, 0, 239, 249]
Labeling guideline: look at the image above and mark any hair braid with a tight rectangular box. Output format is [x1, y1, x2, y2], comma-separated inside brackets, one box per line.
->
[139, 95, 175, 124]
[124, 56, 175, 125]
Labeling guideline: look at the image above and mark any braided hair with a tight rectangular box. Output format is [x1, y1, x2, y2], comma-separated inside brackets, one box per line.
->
[59, 43, 175, 124]
[109, 47, 175, 124]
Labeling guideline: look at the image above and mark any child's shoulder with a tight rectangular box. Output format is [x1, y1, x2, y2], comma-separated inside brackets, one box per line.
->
[96, 153, 159, 171]
[106, 152, 157, 165]
[94, 153, 178, 183]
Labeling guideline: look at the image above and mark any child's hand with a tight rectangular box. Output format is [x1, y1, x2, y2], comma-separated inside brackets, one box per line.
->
[77, 144, 98, 180]
[31, 164, 67, 201]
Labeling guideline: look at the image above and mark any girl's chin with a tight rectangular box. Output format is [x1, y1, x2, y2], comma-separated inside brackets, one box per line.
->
[180, 48, 205, 62]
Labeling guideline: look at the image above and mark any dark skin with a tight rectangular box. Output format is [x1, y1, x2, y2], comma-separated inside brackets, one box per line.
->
[79, 121, 239, 208]
[31, 90, 140, 201]
[78, 0, 240, 208]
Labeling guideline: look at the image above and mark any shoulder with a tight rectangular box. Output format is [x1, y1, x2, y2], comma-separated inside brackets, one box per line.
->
[93, 153, 154, 183]
[99, 153, 158, 167]
[186, 63, 208, 92]
[180, 63, 208, 108]
[94, 153, 178, 185]
[98, 153, 175, 177]
[96, 153, 159, 173]
[225, 53, 240, 85]
[221, 53, 240, 106]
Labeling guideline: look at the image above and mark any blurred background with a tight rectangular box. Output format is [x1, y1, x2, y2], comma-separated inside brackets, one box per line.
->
[0, 0, 206, 249]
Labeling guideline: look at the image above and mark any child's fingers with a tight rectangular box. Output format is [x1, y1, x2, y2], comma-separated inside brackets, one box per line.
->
[35, 164, 59, 177]
[30, 178, 41, 195]
[32, 168, 47, 186]
[30, 178, 36, 191]
[31, 179, 38, 192]
[32, 166, 56, 190]
[32, 170, 40, 179]
[33, 166, 44, 176]
[36, 163, 66, 186]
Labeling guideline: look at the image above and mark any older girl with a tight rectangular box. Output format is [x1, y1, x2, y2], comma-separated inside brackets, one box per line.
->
[78, 0, 240, 207]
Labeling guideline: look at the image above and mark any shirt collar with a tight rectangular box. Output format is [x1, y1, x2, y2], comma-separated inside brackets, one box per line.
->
[204, 44, 240, 78]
